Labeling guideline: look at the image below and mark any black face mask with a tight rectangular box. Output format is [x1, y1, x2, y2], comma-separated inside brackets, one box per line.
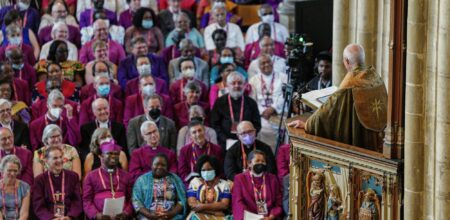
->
[253, 163, 267, 174]
[149, 108, 161, 120]
[190, 116, 204, 123]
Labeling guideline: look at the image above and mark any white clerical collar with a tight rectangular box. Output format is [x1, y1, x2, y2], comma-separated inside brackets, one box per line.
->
[145, 115, 160, 123]
[97, 120, 109, 128]
[0, 122, 11, 131]
[46, 114, 58, 122]
[216, 23, 228, 30]
[251, 172, 264, 177]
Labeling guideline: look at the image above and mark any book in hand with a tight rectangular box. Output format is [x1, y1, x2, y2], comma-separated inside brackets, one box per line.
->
[244, 210, 264, 220]
[301, 86, 338, 110]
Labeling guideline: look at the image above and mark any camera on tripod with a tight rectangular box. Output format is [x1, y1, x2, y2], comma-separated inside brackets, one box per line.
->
[285, 33, 314, 68]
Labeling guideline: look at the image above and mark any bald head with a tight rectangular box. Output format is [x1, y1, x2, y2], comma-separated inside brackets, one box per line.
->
[343, 44, 365, 71]
[237, 121, 255, 134]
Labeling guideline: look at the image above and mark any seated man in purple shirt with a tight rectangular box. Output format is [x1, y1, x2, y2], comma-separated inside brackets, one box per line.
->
[79, 0, 117, 28]
[79, 19, 125, 65]
[178, 120, 223, 185]
[117, 36, 169, 89]
[79, 60, 123, 102]
[5, 45, 36, 91]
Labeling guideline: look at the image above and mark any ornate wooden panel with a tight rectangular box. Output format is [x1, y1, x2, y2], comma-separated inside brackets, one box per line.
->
[287, 126, 401, 220]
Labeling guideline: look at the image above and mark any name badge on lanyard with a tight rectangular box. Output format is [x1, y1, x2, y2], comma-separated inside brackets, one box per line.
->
[257, 200, 268, 215]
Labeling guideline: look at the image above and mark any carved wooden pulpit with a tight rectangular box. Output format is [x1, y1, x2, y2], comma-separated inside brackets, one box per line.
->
[286, 123, 401, 220]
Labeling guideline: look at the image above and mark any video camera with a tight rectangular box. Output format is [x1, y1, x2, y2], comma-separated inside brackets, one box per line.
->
[285, 33, 314, 68]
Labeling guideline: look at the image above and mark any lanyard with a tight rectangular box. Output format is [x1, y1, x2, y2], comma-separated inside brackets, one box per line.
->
[249, 172, 266, 203]
[228, 95, 244, 124]
[191, 142, 210, 172]
[1, 180, 18, 219]
[240, 143, 256, 170]
[179, 80, 186, 102]
[45, 115, 63, 128]
[48, 171, 65, 204]
[18, 69, 23, 80]
[153, 177, 167, 204]
[11, 81, 18, 102]
[98, 169, 120, 199]
[260, 73, 275, 97]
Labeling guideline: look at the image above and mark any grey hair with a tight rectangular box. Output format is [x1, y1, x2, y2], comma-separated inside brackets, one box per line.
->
[226, 71, 245, 85]
[343, 43, 365, 66]
[258, 4, 273, 16]
[0, 155, 22, 174]
[89, 127, 110, 155]
[0, 99, 12, 108]
[51, 21, 69, 39]
[47, 89, 65, 105]
[188, 105, 205, 117]
[140, 120, 158, 136]
[258, 36, 273, 49]
[91, 98, 109, 112]
[143, 94, 163, 107]
[183, 81, 202, 96]
[176, 11, 191, 23]
[212, 1, 226, 11]
[94, 72, 110, 84]
[42, 124, 62, 146]
[93, 19, 109, 30]
[179, 39, 193, 50]
[5, 24, 20, 36]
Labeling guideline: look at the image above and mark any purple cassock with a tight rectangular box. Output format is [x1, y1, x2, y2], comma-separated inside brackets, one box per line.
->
[82, 168, 134, 219]
[79, 9, 118, 28]
[117, 54, 169, 89]
[169, 78, 209, 105]
[173, 101, 209, 129]
[31, 98, 79, 122]
[124, 77, 168, 97]
[13, 62, 37, 91]
[29, 114, 81, 151]
[38, 25, 81, 48]
[0, 147, 34, 186]
[32, 170, 83, 220]
[79, 95, 123, 126]
[119, 10, 133, 30]
[128, 145, 177, 182]
[160, 45, 201, 65]
[177, 141, 224, 185]
[122, 93, 174, 127]
[232, 172, 283, 220]
[0, 44, 36, 66]
[12, 78, 31, 106]
[0, 6, 40, 34]
[276, 144, 290, 183]
[79, 39, 126, 65]
[80, 82, 123, 103]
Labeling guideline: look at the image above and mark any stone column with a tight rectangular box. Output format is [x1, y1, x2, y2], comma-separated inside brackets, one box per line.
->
[435, 0, 450, 218]
[355, 0, 378, 66]
[331, 0, 349, 85]
[278, 0, 296, 34]
[404, 0, 427, 219]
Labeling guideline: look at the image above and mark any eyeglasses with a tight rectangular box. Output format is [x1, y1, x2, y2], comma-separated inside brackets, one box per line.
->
[0, 108, 11, 114]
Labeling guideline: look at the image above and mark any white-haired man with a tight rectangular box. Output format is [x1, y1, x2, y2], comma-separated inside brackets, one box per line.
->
[288, 44, 388, 152]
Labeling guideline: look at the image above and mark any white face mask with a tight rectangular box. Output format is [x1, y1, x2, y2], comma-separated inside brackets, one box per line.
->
[138, 64, 151, 75]
[9, 37, 21, 46]
[182, 68, 195, 78]
[142, 84, 155, 96]
[99, 137, 112, 144]
[17, 1, 30, 11]
[261, 14, 275, 23]
[49, 107, 63, 119]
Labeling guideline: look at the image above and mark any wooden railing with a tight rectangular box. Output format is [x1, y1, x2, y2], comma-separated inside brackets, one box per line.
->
[286, 125, 402, 220]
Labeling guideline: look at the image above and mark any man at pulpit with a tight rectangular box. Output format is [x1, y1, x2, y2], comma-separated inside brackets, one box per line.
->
[288, 44, 387, 152]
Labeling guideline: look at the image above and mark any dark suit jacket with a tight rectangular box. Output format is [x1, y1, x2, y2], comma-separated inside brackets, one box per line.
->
[11, 120, 31, 149]
[79, 121, 128, 161]
[127, 115, 177, 154]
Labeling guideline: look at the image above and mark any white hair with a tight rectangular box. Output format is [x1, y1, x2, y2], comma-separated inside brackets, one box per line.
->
[258, 36, 273, 50]
[91, 98, 109, 112]
[94, 72, 110, 84]
[188, 105, 205, 117]
[93, 19, 109, 30]
[47, 89, 65, 105]
[212, 2, 226, 12]
[0, 99, 12, 108]
[42, 124, 62, 146]
[343, 43, 365, 66]
[51, 21, 69, 39]
[226, 71, 245, 85]
[140, 120, 158, 136]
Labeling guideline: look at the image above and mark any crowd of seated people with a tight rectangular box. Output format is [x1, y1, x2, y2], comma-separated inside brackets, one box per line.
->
[0, 0, 304, 219]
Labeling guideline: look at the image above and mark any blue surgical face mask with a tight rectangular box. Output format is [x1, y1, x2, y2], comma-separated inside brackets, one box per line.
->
[98, 84, 110, 97]
[11, 63, 24, 70]
[142, 84, 155, 96]
[142, 19, 154, 29]
[9, 37, 21, 46]
[220, 56, 234, 64]
[241, 134, 256, 145]
[201, 170, 216, 181]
